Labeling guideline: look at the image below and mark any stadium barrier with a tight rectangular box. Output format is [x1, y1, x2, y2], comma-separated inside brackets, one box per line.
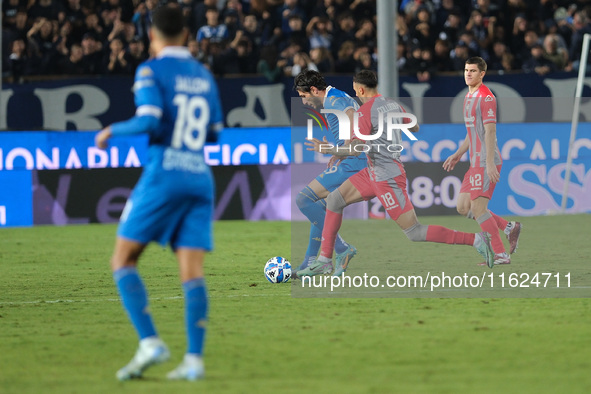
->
[2, 73, 590, 130]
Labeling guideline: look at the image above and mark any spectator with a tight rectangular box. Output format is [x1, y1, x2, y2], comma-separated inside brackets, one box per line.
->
[310, 46, 334, 73]
[440, 7, 462, 44]
[187, 37, 200, 58]
[279, 13, 307, 51]
[542, 33, 568, 71]
[257, 44, 286, 82]
[450, 40, 470, 71]
[83, 12, 105, 42]
[26, 17, 59, 74]
[197, 6, 229, 44]
[11, 9, 29, 40]
[433, 38, 453, 72]
[2, 0, 24, 29]
[222, 9, 241, 41]
[28, 0, 64, 23]
[279, 0, 305, 33]
[331, 11, 356, 57]
[412, 22, 435, 49]
[501, 52, 515, 72]
[570, 10, 591, 71]
[58, 42, 86, 75]
[306, 16, 332, 50]
[290, 51, 318, 76]
[194, 0, 218, 32]
[6, 38, 34, 82]
[242, 13, 262, 51]
[466, 9, 494, 51]
[105, 37, 131, 75]
[132, 0, 155, 47]
[354, 18, 376, 50]
[127, 36, 148, 74]
[405, 45, 436, 81]
[334, 40, 356, 73]
[522, 43, 556, 75]
[80, 32, 104, 74]
[488, 40, 509, 71]
[214, 31, 257, 75]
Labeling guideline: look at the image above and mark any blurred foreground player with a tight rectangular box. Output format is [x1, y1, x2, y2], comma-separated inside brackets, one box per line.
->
[95, 5, 223, 381]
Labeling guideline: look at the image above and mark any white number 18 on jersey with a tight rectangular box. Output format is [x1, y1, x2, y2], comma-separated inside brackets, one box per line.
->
[171, 94, 210, 151]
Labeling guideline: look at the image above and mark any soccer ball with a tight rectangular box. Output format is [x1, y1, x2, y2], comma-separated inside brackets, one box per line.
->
[264, 257, 292, 283]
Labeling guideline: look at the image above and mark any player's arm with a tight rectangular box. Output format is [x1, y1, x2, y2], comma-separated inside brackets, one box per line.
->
[484, 122, 500, 183]
[443, 134, 469, 172]
[96, 65, 163, 149]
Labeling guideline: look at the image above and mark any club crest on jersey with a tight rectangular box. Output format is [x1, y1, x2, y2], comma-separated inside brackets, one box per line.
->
[139, 66, 153, 77]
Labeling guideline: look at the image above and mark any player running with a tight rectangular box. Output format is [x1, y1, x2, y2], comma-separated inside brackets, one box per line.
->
[294, 70, 364, 274]
[442, 57, 521, 266]
[95, 5, 221, 381]
[296, 70, 495, 278]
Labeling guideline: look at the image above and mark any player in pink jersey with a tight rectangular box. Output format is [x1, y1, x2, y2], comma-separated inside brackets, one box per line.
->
[443, 57, 521, 266]
[295, 70, 496, 278]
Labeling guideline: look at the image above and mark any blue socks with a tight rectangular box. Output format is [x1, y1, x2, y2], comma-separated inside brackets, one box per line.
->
[183, 278, 208, 356]
[113, 267, 157, 340]
[296, 187, 350, 266]
[114, 268, 208, 356]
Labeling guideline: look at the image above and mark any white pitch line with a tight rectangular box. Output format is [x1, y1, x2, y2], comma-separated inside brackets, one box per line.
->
[0, 293, 289, 306]
[2, 286, 590, 306]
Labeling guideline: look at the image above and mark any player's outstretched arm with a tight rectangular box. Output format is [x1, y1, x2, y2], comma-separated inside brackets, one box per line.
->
[95, 126, 112, 149]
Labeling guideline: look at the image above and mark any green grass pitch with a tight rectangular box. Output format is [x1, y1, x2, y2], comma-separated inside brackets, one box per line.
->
[1, 215, 590, 393]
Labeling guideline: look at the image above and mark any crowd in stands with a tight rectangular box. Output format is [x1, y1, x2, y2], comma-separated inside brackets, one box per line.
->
[2, 0, 591, 83]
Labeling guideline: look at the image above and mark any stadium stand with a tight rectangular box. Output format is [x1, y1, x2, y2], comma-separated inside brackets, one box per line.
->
[2, 0, 590, 82]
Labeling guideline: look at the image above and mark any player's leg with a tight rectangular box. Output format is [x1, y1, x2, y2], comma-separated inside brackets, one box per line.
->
[462, 166, 521, 253]
[295, 180, 330, 270]
[379, 172, 494, 267]
[297, 174, 366, 277]
[112, 238, 170, 380]
[166, 248, 207, 381]
[296, 172, 354, 270]
[471, 196, 510, 265]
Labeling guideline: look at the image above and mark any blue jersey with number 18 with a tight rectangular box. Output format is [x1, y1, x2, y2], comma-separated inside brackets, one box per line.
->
[110, 46, 222, 250]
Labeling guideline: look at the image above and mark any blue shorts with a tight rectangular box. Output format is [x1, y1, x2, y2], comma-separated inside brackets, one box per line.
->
[315, 156, 366, 191]
[118, 168, 214, 251]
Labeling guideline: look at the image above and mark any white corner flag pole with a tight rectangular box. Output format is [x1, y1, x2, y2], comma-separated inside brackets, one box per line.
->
[561, 33, 591, 213]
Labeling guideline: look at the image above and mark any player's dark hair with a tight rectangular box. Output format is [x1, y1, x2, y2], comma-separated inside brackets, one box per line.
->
[465, 56, 487, 72]
[152, 5, 185, 39]
[294, 69, 327, 92]
[353, 70, 378, 88]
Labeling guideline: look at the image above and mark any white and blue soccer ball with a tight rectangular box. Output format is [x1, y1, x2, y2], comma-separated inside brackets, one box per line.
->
[264, 257, 292, 283]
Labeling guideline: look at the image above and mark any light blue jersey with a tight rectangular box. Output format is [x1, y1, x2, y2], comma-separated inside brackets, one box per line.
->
[110, 46, 223, 250]
[315, 86, 366, 190]
[323, 85, 358, 146]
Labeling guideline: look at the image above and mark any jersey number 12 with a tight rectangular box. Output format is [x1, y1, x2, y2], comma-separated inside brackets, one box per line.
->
[172, 94, 209, 151]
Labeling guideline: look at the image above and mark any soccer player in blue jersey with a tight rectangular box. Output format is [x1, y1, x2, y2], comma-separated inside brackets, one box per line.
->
[95, 5, 222, 382]
[294, 70, 365, 276]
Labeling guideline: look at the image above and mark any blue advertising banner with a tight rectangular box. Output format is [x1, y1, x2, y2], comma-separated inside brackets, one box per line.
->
[1, 122, 590, 227]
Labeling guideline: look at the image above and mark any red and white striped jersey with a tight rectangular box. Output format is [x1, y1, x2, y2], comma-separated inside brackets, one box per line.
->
[463, 84, 502, 168]
[354, 94, 407, 182]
